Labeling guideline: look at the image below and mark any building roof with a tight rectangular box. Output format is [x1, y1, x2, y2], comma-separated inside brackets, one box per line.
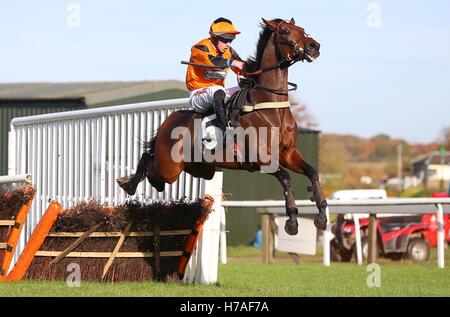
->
[412, 151, 450, 166]
[0, 80, 186, 105]
[298, 127, 321, 134]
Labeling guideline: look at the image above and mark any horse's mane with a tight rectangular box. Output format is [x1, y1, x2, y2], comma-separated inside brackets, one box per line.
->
[244, 19, 283, 74]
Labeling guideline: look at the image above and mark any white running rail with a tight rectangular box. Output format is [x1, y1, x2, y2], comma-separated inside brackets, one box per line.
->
[223, 198, 450, 268]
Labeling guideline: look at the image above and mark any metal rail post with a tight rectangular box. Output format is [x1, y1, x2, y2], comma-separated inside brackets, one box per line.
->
[353, 214, 363, 265]
[436, 203, 445, 268]
[368, 213, 377, 264]
[262, 213, 274, 264]
[219, 206, 227, 265]
[323, 206, 331, 266]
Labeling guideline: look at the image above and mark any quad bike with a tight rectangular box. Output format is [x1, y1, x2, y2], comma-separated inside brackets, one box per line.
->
[330, 214, 433, 262]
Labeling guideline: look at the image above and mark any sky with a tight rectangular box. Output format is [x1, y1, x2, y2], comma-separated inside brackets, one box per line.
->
[1, 0, 449, 144]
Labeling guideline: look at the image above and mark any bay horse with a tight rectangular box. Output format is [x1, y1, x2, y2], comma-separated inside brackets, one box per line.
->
[117, 18, 328, 235]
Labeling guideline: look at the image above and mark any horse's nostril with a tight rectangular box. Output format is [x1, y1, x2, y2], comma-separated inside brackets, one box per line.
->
[308, 42, 320, 50]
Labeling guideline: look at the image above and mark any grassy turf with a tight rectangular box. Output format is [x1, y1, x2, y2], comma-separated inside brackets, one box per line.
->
[0, 247, 449, 297]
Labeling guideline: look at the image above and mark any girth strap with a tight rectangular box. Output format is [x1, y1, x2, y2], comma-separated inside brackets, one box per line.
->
[242, 101, 290, 113]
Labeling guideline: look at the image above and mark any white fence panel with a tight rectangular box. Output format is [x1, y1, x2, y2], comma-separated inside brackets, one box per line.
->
[8, 98, 219, 276]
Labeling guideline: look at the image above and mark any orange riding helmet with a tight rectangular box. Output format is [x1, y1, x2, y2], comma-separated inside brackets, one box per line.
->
[209, 17, 240, 40]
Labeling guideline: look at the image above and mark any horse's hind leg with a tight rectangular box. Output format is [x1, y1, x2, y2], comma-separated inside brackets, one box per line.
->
[144, 156, 165, 192]
[282, 148, 328, 230]
[117, 152, 164, 195]
[269, 167, 299, 235]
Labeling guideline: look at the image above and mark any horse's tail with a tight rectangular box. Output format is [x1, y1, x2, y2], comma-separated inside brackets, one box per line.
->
[143, 129, 159, 157]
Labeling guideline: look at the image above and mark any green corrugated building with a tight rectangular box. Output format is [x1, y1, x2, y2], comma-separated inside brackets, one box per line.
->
[0, 81, 188, 175]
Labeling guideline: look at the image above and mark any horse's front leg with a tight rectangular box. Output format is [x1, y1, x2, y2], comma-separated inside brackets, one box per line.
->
[270, 167, 299, 235]
[281, 148, 328, 230]
[304, 165, 328, 230]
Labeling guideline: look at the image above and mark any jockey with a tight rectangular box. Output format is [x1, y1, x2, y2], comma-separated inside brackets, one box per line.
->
[185, 17, 245, 136]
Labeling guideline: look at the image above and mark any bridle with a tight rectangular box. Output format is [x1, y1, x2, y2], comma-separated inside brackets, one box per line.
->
[274, 20, 305, 64]
[242, 20, 310, 95]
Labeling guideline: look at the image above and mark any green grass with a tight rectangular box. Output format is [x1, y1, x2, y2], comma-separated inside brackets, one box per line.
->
[0, 247, 449, 297]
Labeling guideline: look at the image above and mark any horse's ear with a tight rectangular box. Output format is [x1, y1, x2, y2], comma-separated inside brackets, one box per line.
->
[290, 17, 296, 25]
[262, 18, 279, 31]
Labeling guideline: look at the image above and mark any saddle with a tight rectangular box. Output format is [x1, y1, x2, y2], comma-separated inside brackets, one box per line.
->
[224, 78, 291, 126]
[200, 78, 290, 160]
[224, 78, 254, 127]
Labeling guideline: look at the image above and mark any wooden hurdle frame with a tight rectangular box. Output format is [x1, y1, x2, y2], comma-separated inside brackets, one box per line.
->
[5, 193, 219, 283]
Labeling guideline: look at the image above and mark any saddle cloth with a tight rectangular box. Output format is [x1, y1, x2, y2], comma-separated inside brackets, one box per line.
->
[201, 113, 219, 150]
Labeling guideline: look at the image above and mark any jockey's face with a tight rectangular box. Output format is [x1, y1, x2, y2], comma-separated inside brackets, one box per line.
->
[215, 37, 233, 53]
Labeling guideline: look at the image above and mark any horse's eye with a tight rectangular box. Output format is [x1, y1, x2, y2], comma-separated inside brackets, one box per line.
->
[283, 29, 290, 35]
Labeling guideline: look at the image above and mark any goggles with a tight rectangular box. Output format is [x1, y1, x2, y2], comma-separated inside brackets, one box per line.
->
[217, 36, 233, 44]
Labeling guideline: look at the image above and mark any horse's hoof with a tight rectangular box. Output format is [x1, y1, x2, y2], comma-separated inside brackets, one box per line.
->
[116, 176, 136, 195]
[314, 213, 327, 230]
[116, 176, 128, 187]
[284, 217, 298, 236]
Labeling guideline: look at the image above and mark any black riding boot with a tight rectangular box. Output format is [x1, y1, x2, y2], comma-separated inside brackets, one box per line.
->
[229, 103, 242, 128]
[213, 90, 227, 137]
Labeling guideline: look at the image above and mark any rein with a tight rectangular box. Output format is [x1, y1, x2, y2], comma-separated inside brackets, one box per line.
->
[250, 80, 297, 96]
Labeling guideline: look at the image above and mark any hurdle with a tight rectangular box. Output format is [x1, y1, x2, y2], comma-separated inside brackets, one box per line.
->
[8, 99, 225, 284]
[5, 196, 214, 282]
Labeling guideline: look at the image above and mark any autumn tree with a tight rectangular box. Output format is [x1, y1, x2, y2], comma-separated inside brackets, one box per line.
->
[439, 126, 450, 149]
[289, 93, 317, 128]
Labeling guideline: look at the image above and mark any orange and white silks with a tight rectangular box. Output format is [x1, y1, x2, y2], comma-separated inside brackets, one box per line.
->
[185, 38, 240, 91]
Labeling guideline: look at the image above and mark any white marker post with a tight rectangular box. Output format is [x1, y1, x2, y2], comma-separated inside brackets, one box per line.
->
[323, 206, 331, 266]
[195, 172, 223, 284]
[354, 214, 363, 265]
[436, 203, 445, 269]
[219, 206, 227, 264]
